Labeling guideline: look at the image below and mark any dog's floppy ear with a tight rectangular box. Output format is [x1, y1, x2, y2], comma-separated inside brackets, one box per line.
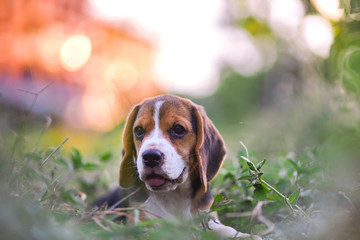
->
[192, 104, 226, 194]
[119, 104, 140, 188]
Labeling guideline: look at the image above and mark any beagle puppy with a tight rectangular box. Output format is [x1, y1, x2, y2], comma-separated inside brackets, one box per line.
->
[119, 95, 258, 239]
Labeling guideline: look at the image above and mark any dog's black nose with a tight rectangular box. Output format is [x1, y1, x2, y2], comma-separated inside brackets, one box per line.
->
[142, 149, 163, 168]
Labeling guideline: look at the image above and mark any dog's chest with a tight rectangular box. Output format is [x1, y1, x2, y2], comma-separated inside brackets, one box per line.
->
[144, 181, 192, 219]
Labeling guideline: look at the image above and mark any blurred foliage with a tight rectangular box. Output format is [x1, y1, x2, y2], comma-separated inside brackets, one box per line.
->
[196, 71, 265, 130]
[329, 20, 360, 97]
[194, 1, 360, 239]
[1, 1, 360, 240]
[238, 17, 273, 37]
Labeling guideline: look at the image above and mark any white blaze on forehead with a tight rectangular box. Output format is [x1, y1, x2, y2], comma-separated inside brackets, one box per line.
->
[137, 100, 187, 180]
[152, 100, 164, 138]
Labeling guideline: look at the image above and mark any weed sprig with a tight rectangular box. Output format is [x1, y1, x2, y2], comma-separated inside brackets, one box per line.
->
[239, 141, 307, 218]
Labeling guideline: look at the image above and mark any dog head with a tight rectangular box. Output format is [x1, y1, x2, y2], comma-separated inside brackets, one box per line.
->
[119, 95, 226, 198]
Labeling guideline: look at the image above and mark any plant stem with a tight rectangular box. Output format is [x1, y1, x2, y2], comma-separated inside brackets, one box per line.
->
[239, 142, 308, 217]
[261, 178, 307, 217]
[40, 136, 70, 168]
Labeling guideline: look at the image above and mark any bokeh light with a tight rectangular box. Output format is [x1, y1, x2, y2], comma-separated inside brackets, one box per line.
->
[37, 26, 65, 73]
[311, 0, 344, 21]
[301, 15, 333, 58]
[104, 59, 138, 91]
[0, 0, 355, 132]
[221, 29, 264, 76]
[269, 0, 305, 39]
[81, 90, 118, 132]
[88, 0, 227, 97]
[59, 35, 92, 72]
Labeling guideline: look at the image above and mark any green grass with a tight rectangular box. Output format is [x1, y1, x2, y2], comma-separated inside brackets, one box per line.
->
[1, 88, 360, 240]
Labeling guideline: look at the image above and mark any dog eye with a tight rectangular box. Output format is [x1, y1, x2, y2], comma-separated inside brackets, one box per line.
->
[171, 124, 186, 138]
[134, 126, 145, 140]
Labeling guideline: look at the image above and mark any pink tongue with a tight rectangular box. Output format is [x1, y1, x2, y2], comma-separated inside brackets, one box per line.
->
[146, 175, 165, 187]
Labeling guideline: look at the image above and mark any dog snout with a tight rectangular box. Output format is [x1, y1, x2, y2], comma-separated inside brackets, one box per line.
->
[142, 149, 164, 168]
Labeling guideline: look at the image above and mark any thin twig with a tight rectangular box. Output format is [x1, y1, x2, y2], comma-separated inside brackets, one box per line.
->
[17, 89, 37, 95]
[138, 208, 164, 219]
[16, 116, 53, 179]
[223, 212, 253, 218]
[96, 210, 135, 221]
[18, 81, 53, 95]
[18, 82, 53, 115]
[8, 81, 53, 183]
[239, 141, 249, 160]
[33, 116, 52, 153]
[40, 136, 70, 168]
[261, 179, 307, 216]
[338, 191, 359, 212]
[251, 201, 275, 236]
[92, 216, 111, 232]
[107, 186, 142, 211]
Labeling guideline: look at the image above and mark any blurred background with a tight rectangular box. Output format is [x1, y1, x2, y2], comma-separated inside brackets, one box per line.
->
[1, 0, 360, 239]
[1, 0, 351, 132]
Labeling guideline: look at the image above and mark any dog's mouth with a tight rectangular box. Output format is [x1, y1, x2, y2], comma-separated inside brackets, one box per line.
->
[145, 174, 166, 187]
[145, 167, 186, 189]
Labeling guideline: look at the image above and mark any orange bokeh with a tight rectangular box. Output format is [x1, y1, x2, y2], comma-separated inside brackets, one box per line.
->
[0, 0, 161, 131]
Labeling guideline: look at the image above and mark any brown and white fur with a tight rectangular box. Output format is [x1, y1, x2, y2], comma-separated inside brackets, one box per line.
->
[119, 95, 259, 239]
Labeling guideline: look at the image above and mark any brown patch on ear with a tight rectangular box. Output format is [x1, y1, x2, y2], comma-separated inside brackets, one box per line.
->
[192, 103, 226, 197]
[119, 104, 140, 188]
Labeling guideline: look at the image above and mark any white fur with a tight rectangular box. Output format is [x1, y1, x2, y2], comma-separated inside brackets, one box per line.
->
[207, 212, 261, 239]
[136, 100, 187, 181]
[145, 178, 192, 219]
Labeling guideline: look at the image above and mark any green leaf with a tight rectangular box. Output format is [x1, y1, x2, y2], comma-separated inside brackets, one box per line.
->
[253, 224, 266, 233]
[100, 151, 112, 163]
[265, 193, 283, 202]
[287, 158, 300, 173]
[137, 218, 167, 226]
[54, 157, 72, 169]
[212, 194, 225, 204]
[289, 189, 300, 205]
[223, 171, 236, 180]
[256, 159, 266, 170]
[239, 172, 263, 183]
[253, 184, 271, 201]
[238, 175, 253, 181]
[247, 162, 257, 171]
[71, 148, 83, 170]
[210, 194, 232, 212]
[241, 156, 257, 171]
[83, 162, 100, 171]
